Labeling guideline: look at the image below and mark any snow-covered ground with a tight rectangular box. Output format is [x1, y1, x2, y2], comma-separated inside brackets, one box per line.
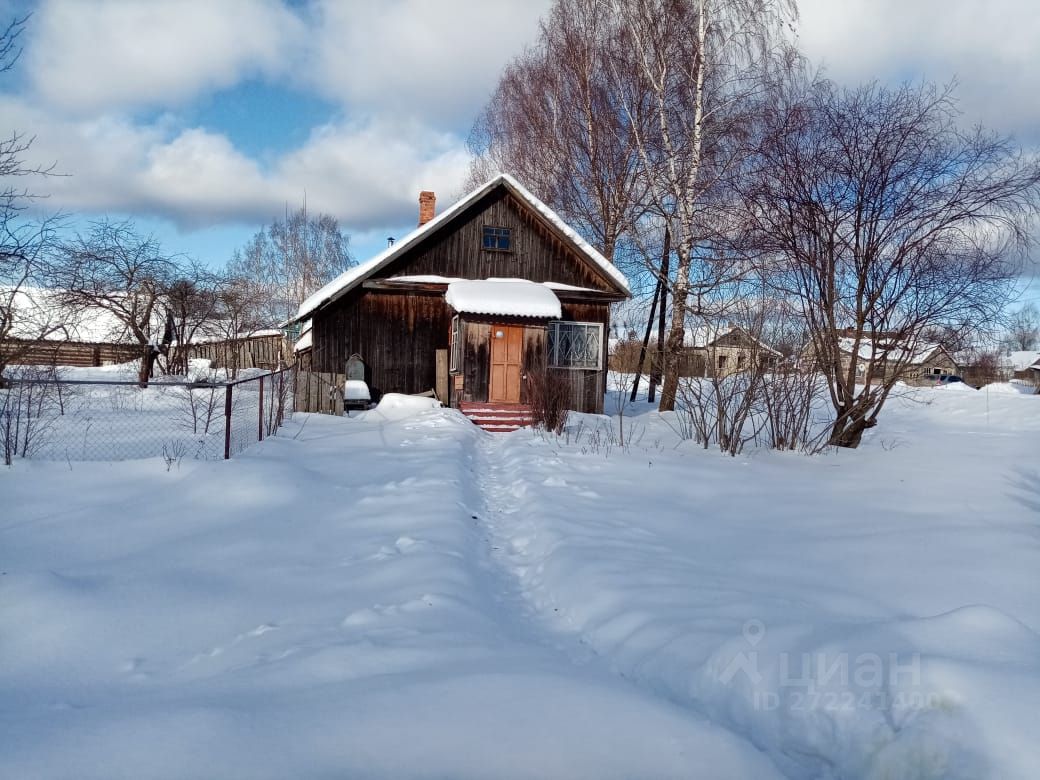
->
[2, 382, 1038, 778]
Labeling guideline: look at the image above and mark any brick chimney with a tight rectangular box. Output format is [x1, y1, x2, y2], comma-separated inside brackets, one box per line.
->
[418, 191, 436, 226]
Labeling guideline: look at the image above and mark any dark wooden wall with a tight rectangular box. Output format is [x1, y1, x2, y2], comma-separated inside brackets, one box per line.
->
[372, 189, 617, 292]
[309, 184, 622, 413]
[312, 289, 452, 399]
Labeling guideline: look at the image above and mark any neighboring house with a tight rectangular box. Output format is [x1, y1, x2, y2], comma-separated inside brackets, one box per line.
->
[294, 174, 631, 416]
[1007, 350, 1040, 381]
[680, 324, 782, 377]
[1025, 355, 1040, 386]
[805, 333, 959, 384]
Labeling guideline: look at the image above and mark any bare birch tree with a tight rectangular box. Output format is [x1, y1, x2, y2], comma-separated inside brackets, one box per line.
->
[228, 204, 352, 326]
[1006, 303, 1039, 350]
[607, 0, 797, 411]
[467, 0, 647, 264]
[748, 79, 1040, 447]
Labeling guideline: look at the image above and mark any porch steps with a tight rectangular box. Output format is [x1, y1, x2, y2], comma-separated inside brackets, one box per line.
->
[459, 402, 535, 433]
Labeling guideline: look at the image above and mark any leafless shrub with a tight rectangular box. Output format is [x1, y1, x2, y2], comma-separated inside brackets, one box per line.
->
[162, 439, 186, 471]
[527, 367, 571, 435]
[673, 371, 765, 456]
[1, 365, 62, 465]
[180, 382, 221, 436]
[263, 370, 292, 437]
[608, 339, 646, 374]
[760, 368, 830, 453]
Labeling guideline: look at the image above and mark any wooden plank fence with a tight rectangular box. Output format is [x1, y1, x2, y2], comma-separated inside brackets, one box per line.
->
[293, 368, 346, 415]
[188, 335, 292, 372]
[2, 339, 142, 368]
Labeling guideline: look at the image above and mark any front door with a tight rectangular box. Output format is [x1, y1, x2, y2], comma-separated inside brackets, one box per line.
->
[489, 325, 523, 403]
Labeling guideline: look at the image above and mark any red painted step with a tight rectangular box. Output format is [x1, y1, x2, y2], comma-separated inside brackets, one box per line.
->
[458, 402, 535, 433]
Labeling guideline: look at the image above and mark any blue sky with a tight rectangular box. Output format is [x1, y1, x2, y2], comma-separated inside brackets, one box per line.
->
[2, 0, 1039, 288]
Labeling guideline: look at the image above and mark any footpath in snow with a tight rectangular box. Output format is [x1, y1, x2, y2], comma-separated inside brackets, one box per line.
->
[1, 399, 779, 780]
[477, 385, 1040, 780]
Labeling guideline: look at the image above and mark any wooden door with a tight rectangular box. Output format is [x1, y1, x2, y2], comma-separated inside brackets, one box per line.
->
[489, 325, 523, 403]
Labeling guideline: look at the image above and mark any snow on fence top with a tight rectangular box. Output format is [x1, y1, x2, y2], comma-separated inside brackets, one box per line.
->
[445, 279, 562, 319]
[294, 173, 630, 321]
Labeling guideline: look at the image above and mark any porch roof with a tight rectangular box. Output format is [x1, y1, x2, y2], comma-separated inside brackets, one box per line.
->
[444, 279, 562, 319]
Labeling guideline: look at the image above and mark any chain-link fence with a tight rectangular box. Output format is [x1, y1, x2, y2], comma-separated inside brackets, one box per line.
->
[0, 367, 294, 465]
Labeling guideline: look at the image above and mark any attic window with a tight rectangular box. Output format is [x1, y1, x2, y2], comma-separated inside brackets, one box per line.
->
[482, 225, 512, 252]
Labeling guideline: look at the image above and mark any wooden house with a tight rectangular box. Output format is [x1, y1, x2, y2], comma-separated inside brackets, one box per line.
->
[802, 331, 959, 385]
[678, 324, 781, 377]
[294, 174, 631, 425]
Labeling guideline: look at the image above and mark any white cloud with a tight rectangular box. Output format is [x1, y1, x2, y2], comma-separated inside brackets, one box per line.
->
[300, 0, 551, 125]
[24, 0, 549, 125]
[6, 0, 539, 235]
[27, 0, 304, 113]
[275, 118, 472, 229]
[12, 0, 1036, 253]
[2, 92, 471, 231]
[796, 0, 1040, 142]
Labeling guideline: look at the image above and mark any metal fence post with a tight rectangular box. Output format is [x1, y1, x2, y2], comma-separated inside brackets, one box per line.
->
[258, 374, 265, 442]
[224, 383, 233, 460]
[276, 368, 284, 429]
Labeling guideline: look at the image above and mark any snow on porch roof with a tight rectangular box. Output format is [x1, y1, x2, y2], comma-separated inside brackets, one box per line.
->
[444, 279, 562, 319]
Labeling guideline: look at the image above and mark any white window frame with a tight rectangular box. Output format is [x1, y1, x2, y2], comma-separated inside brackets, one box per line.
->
[450, 315, 461, 373]
[547, 321, 603, 370]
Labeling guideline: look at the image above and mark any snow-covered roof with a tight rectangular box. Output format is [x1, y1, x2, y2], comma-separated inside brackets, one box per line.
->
[383, 276, 607, 296]
[295, 173, 630, 321]
[5, 287, 283, 346]
[445, 279, 562, 319]
[4, 287, 141, 343]
[1008, 350, 1040, 371]
[684, 324, 781, 354]
[294, 330, 312, 352]
[188, 328, 283, 345]
[837, 337, 946, 365]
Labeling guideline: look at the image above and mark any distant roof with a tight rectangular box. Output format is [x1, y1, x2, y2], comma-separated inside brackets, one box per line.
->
[1008, 350, 1040, 371]
[445, 279, 562, 319]
[684, 324, 781, 354]
[837, 337, 948, 365]
[5, 286, 280, 346]
[295, 173, 630, 321]
[5, 287, 140, 343]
